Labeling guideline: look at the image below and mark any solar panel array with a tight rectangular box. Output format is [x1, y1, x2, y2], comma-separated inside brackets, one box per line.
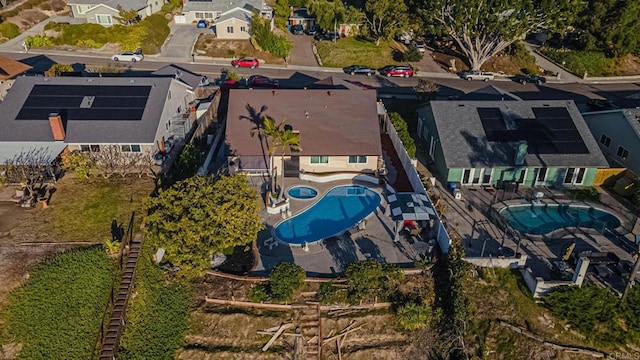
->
[478, 107, 589, 155]
[16, 85, 152, 121]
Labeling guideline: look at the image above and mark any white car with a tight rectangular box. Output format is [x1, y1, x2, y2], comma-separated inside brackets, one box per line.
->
[111, 52, 144, 62]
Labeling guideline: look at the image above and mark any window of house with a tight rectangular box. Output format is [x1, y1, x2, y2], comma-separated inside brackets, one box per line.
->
[80, 145, 100, 152]
[310, 156, 328, 164]
[536, 168, 547, 184]
[516, 169, 527, 184]
[240, 26, 247, 32]
[617, 146, 629, 160]
[348, 155, 367, 163]
[227, 26, 234, 33]
[600, 134, 611, 147]
[195, 12, 204, 19]
[121, 145, 142, 153]
[95, 14, 112, 25]
[131, 145, 141, 152]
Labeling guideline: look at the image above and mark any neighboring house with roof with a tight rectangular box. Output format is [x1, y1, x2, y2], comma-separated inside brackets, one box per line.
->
[416, 100, 609, 188]
[288, 7, 315, 30]
[225, 89, 381, 177]
[181, 0, 273, 40]
[582, 109, 640, 176]
[67, 0, 165, 26]
[0, 76, 196, 163]
[0, 55, 32, 82]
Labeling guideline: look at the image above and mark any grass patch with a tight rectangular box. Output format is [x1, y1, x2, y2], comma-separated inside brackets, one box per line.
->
[0, 246, 117, 359]
[316, 38, 401, 68]
[38, 177, 153, 242]
[42, 14, 170, 54]
[0, 22, 20, 39]
[118, 243, 191, 359]
[539, 48, 616, 77]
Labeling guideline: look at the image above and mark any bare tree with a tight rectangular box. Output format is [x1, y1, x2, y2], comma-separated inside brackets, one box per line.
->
[414, 79, 440, 101]
[90, 145, 121, 178]
[2, 148, 57, 205]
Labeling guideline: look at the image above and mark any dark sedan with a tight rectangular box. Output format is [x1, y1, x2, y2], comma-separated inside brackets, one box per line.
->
[513, 74, 546, 85]
[343, 65, 376, 76]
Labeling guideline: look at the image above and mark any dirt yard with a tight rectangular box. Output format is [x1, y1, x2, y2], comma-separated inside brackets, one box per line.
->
[193, 36, 286, 64]
[0, 0, 68, 33]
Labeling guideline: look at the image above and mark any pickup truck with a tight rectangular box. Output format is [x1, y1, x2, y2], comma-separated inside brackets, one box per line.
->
[461, 70, 495, 81]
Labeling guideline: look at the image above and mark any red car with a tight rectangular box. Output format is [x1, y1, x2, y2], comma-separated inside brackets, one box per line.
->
[378, 65, 414, 78]
[231, 57, 259, 69]
[247, 75, 280, 88]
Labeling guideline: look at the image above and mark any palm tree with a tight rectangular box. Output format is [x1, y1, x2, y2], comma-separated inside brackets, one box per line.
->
[250, 117, 280, 193]
[275, 124, 301, 199]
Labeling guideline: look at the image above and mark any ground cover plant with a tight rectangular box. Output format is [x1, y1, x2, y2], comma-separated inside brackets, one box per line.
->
[0, 246, 116, 359]
[539, 48, 617, 77]
[316, 37, 402, 69]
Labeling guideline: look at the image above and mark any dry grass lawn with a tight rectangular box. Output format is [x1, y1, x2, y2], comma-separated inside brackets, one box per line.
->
[316, 37, 403, 69]
[194, 35, 286, 64]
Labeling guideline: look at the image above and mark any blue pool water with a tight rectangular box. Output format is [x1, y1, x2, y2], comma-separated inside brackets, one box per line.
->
[274, 185, 381, 245]
[500, 204, 621, 235]
[288, 186, 318, 200]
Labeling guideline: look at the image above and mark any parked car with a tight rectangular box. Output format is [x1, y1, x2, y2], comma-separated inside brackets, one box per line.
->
[413, 41, 427, 53]
[343, 65, 376, 76]
[315, 31, 339, 41]
[305, 25, 319, 36]
[513, 74, 546, 85]
[461, 70, 495, 81]
[291, 24, 304, 35]
[378, 65, 414, 78]
[231, 57, 259, 69]
[196, 19, 209, 28]
[247, 75, 280, 88]
[111, 52, 144, 62]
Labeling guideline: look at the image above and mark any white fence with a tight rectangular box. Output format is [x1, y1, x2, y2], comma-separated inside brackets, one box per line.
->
[466, 255, 527, 268]
[521, 267, 573, 298]
[382, 105, 452, 253]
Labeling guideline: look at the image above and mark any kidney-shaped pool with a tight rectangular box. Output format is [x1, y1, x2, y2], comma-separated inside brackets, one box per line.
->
[274, 185, 381, 245]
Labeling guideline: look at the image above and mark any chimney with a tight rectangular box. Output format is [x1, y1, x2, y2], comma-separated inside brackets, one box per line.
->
[48, 112, 65, 141]
[272, 90, 278, 96]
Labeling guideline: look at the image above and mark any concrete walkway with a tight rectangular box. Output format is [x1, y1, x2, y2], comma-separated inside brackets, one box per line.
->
[525, 43, 583, 83]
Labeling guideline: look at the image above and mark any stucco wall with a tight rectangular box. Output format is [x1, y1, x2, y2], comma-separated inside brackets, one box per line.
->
[583, 111, 640, 176]
[298, 155, 378, 174]
[215, 18, 250, 40]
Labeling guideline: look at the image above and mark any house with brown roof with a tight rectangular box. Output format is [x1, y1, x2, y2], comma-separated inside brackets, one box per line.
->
[225, 88, 382, 178]
[0, 55, 32, 81]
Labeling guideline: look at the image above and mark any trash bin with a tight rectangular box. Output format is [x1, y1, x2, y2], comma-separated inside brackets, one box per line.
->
[453, 189, 462, 200]
[449, 182, 457, 193]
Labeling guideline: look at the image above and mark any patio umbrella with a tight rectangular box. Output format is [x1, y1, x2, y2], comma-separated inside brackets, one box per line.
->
[387, 192, 437, 241]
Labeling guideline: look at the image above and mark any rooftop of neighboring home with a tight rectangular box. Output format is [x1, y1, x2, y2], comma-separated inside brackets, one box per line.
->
[225, 88, 382, 158]
[425, 100, 609, 168]
[66, 0, 148, 10]
[0, 76, 176, 144]
[152, 64, 205, 89]
[0, 55, 32, 81]
[183, 0, 268, 14]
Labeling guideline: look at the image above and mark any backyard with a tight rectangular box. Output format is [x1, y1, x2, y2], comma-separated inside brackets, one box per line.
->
[194, 36, 286, 64]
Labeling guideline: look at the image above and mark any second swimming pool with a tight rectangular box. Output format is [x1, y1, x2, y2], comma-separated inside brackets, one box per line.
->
[500, 204, 621, 235]
[274, 185, 381, 245]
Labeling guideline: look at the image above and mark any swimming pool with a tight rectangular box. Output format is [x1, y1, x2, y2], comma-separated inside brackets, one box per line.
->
[287, 186, 318, 200]
[499, 204, 621, 235]
[274, 185, 381, 245]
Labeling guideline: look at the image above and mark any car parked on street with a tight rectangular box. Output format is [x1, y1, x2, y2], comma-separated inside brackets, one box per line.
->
[378, 65, 414, 78]
[111, 52, 144, 62]
[196, 19, 209, 28]
[231, 57, 259, 69]
[461, 70, 495, 81]
[342, 65, 376, 76]
[512, 74, 546, 85]
[413, 41, 427, 53]
[291, 24, 304, 35]
[247, 75, 280, 88]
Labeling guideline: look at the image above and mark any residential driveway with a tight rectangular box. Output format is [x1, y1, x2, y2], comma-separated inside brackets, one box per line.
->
[286, 33, 318, 67]
[161, 23, 209, 59]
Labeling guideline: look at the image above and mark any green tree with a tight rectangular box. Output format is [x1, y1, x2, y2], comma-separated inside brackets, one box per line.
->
[345, 260, 403, 304]
[175, 143, 200, 180]
[46, 63, 74, 76]
[270, 262, 306, 301]
[250, 116, 280, 193]
[417, 0, 582, 69]
[396, 303, 431, 331]
[115, 4, 140, 25]
[577, 0, 640, 57]
[61, 151, 92, 179]
[250, 12, 292, 59]
[307, 0, 361, 31]
[145, 175, 263, 278]
[389, 112, 416, 159]
[362, 0, 408, 45]
[272, 117, 301, 198]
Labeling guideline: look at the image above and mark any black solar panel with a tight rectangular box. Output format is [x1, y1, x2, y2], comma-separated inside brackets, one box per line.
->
[477, 106, 589, 155]
[16, 85, 151, 121]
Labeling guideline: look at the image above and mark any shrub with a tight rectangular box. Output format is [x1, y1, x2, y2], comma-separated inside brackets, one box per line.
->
[569, 187, 600, 202]
[389, 112, 416, 159]
[345, 260, 403, 304]
[396, 303, 431, 331]
[248, 284, 269, 303]
[317, 282, 348, 305]
[0, 22, 20, 39]
[403, 45, 423, 62]
[175, 143, 200, 180]
[25, 34, 53, 48]
[61, 151, 92, 179]
[3, 246, 117, 358]
[161, 0, 182, 13]
[250, 13, 291, 58]
[46, 63, 74, 76]
[270, 262, 305, 301]
[225, 70, 240, 81]
[540, 48, 616, 77]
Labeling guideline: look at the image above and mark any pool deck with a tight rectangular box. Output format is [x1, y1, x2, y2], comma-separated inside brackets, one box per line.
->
[251, 177, 432, 276]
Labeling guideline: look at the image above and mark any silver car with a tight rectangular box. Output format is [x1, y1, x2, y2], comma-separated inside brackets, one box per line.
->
[111, 52, 144, 62]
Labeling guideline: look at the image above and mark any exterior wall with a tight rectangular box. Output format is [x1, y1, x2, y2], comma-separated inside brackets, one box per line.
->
[183, 10, 220, 23]
[583, 111, 640, 176]
[66, 143, 154, 153]
[449, 166, 600, 187]
[214, 18, 250, 39]
[295, 155, 378, 175]
[152, 80, 195, 149]
[417, 106, 448, 182]
[84, 5, 120, 26]
[69, 4, 93, 18]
